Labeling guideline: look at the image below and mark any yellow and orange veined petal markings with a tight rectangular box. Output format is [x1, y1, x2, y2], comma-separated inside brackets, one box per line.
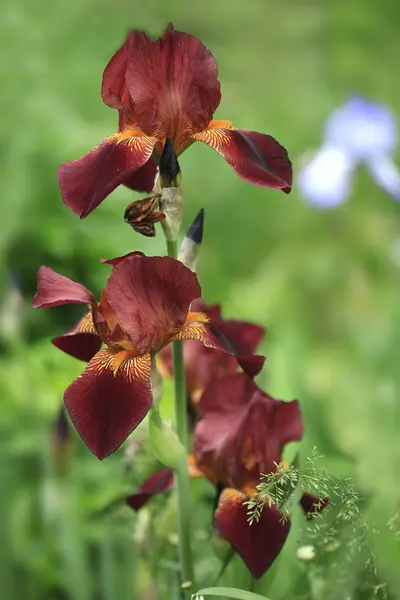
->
[169, 311, 210, 343]
[192, 119, 236, 148]
[77, 309, 98, 334]
[192, 119, 292, 192]
[115, 128, 158, 150]
[168, 310, 265, 380]
[87, 347, 150, 380]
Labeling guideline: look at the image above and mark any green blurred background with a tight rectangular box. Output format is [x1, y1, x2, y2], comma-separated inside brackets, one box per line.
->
[1, 0, 400, 598]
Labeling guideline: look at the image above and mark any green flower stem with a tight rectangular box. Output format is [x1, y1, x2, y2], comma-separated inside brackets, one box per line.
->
[167, 238, 194, 592]
[166, 239, 178, 259]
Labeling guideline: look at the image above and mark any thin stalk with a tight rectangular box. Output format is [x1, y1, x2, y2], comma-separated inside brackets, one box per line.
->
[167, 238, 194, 593]
[166, 239, 177, 258]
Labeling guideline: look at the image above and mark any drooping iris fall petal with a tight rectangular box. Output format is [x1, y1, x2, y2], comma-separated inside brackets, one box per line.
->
[105, 254, 201, 354]
[193, 124, 292, 192]
[159, 302, 265, 401]
[121, 159, 158, 193]
[32, 266, 94, 308]
[214, 488, 290, 579]
[64, 348, 152, 459]
[58, 132, 157, 218]
[195, 374, 303, 488]
[121, 27, 221, 145]
[126, 469, 174, 511]
[52, 311, 102, 362]
[217, 320, 265, 355]
[171, 312, 265, 379]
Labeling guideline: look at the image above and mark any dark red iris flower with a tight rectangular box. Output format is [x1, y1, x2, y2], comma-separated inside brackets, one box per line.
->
[191, 374, 328, 577]
[126, 459, 328, 579]
[32, 254, 264, 459]
[58, 25, 292, 219]
[194, 373, 303, 489]
[158, 300, 265, 404]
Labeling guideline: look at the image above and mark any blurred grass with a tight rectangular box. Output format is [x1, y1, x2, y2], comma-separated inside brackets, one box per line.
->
[1, 0, 400, 598]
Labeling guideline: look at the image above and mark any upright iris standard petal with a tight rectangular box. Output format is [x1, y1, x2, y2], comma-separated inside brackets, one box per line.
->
[52, 311, 102, 362]
[214, 488, 290, 579]
[32, 266, 94, 308]
[105, 254, 201, 354]
[193, 124, 292, 192]
[195, 374, 303, 488]
[101, 35, 133, 109]
[171, 312, 265, 379]
[123, 27, 221, 144]
[64, 348, 152, 459]
[126, 469, 174, 511]
[58, 132, 157, 218]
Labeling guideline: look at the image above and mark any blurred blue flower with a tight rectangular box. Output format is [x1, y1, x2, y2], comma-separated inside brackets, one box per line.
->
[297, 147, 355, 208]
[298, 96, 400, 207]
[324, 96, 397, 160]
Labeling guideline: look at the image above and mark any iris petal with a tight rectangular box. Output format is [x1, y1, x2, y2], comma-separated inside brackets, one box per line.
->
[58, 132, 157, 218]
[105, 255, 201, 354]
[126, 469, 174, 511]
[300, 493, 329, 518]
[215, 488, 290, 579]
[64, 348, 152, 459]
[171, 312, 265, 379]
[194, 373, 303, 489]
[32, 266, 94, 308]
[193, 124, 292, 192]
[123, 27, 221, 142]
[52, 310, 102, 362]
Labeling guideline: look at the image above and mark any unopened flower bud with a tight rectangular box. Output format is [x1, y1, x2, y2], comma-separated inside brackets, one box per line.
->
[159, 186, 183, 242]
[178, 208, 204, 271]
[148, 408, 186, 471]
[153, 140, 184, 241]
[159, 138, 181, 188]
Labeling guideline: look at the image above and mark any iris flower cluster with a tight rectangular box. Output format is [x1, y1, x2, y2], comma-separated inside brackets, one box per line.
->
[34, 25, 326, 581]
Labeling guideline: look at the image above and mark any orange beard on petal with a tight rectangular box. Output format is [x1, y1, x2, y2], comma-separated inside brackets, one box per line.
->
[241, 482, 258, 497]
[206, 119, 235, 131]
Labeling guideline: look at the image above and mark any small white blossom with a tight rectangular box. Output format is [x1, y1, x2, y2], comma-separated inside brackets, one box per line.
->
[296, 544, 316, 561]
